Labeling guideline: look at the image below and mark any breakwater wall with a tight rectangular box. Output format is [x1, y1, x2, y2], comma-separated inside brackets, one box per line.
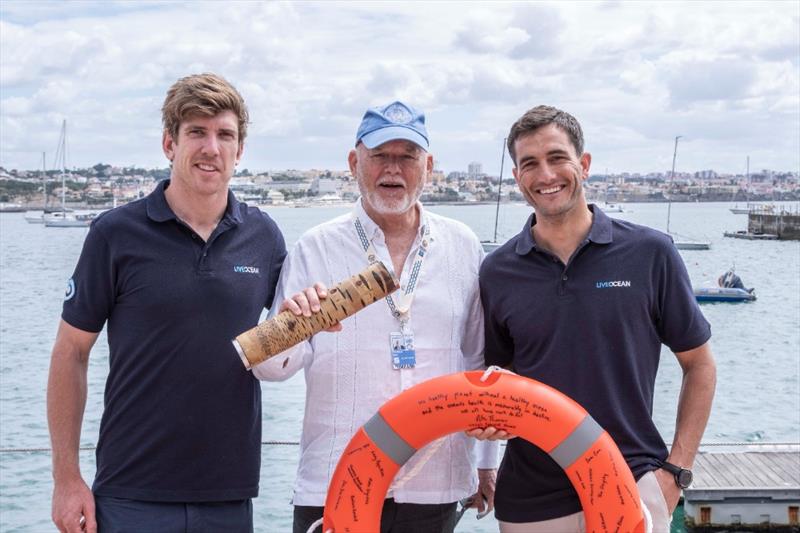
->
[748, 210, 800, 240]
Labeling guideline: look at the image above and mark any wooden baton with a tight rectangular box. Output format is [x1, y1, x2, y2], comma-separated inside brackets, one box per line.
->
[233, 261, 399, 369]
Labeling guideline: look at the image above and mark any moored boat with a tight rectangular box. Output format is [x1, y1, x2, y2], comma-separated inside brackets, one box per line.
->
[43, 211, 96, 228]
[694, 268, 756, 302]
[674, 239, 712, 250]
[666, 136, 711, 251]
[694, 286, 756, 303]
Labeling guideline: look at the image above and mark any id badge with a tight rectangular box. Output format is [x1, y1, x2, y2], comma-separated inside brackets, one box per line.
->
[390, 331, 416, 369]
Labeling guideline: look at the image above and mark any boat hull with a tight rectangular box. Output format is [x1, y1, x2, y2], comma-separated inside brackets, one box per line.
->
[481, 241, 501, 253]
[723, 231, 778, 240]
[694, 287, 756, 303]
[675, 241, 711, 250]
[43, 210, 98, 227]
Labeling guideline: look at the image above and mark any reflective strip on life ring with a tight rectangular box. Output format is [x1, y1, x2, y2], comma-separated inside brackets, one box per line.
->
[322, 370, 647, 533]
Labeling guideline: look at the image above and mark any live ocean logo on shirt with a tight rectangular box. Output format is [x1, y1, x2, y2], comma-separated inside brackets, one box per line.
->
[595, 279, 631, 288]
[64, 278, 76, 301]
[233, 265, 260, 274]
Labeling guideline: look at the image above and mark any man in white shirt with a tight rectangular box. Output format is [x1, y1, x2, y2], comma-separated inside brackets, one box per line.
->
[253, 101, 498, 533]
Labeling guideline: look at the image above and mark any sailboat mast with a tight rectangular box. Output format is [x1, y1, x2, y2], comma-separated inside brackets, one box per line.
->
[666, 135, 681, 234]
[41, 151, 47, 210]
[745, 155, 750, 205]
[58, 120, 67, 212]
[492, 137, 506, 243]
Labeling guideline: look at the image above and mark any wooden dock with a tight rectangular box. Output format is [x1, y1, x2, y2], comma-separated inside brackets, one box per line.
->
[683, 446, 800, 531]
[723, 230, 779, 241]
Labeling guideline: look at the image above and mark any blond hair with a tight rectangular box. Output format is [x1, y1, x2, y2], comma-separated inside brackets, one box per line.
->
[161, 73, 249, 142]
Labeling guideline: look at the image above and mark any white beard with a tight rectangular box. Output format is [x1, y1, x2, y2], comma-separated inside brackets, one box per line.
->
[358, 179, 424, 216]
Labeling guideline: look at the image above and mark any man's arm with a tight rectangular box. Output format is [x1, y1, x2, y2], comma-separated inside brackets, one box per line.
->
[250, 283, 341, 381]
[657, 341, 716, 511]
[47, 319, 100, 533]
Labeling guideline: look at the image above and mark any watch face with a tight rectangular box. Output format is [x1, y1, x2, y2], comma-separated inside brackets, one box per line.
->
[677, 469, 693, 488]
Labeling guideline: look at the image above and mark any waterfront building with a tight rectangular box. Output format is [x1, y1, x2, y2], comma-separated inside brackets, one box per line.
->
[468, 161, 482, 180]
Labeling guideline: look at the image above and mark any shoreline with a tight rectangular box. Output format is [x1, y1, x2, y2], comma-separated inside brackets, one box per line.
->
[4, 198, 799, 213]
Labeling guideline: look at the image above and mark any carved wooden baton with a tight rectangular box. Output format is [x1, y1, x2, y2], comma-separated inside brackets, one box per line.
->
[233, 261, 399, 369]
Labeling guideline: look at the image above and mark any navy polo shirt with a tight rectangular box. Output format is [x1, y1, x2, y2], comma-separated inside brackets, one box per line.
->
[62, 179, 286, 502]
[480, 205, 710, 522]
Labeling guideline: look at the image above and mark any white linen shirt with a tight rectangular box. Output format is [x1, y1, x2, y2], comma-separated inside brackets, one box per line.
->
[253, 199, 498, 506]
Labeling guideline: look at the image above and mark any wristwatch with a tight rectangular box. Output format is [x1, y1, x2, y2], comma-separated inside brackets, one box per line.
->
[661, 461, 693, 489]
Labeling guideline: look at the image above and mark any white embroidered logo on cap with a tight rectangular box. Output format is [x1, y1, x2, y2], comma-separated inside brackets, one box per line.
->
[384, 103, 412, 124]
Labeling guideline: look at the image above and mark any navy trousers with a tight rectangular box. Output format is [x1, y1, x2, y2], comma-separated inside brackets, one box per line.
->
[94, 496, 253, 533]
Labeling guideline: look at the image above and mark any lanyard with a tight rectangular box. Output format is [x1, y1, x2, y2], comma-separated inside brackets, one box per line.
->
[353, 216, 431, 328]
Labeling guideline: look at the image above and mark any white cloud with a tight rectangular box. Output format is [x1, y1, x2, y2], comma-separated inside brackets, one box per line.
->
[453, 10, 529, 55]
[0, 0, 797, 174]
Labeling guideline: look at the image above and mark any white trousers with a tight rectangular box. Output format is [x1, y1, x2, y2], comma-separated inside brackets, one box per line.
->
[498, 471, 672, 533]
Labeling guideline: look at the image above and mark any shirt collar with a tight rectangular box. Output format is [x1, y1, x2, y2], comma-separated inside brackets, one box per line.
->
[514, 203, 612, 255]
[146, 179, 243, 225]
[352, 196, 428, 240]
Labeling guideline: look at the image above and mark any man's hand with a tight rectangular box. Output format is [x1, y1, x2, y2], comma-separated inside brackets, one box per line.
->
[470, 468, 496, 518]
[52, 475, 96, 533]
[654, 467, 681, 513]
[280, 282, 342, 332]
[465, 427, 514, 441]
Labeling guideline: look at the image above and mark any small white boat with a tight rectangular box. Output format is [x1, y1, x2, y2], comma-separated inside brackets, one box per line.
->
[481, 241, 501, 253]
[24, 211, 45, 223]
[729, 157, 752, 214]
[673, 239, 711, 250]
[44, 211, 95, 228]
[599, 202, 624, 213]
[42, 121, 98, 228]
[665, 137, 710, 251]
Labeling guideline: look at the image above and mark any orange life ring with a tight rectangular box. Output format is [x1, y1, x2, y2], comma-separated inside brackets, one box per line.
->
[322, 370, 647, 532]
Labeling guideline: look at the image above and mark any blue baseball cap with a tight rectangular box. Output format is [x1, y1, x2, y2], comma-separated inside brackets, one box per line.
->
[355, 101, 429, 150]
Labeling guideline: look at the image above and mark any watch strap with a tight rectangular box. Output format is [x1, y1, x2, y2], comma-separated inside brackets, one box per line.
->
[660, 461, 681, 476]
[661, 460, 692, 488]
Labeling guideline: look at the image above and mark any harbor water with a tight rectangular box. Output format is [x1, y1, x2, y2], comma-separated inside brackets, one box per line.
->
[1, 201, 798, 532]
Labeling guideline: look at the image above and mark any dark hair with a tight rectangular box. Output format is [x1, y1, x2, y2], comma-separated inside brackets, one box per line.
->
[162, 73, 249, 142]
[507, 105, 584, 163]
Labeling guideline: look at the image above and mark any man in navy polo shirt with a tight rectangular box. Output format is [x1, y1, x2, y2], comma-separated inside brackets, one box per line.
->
[47, 73, 286, 533]
[477, 106, 716, 531]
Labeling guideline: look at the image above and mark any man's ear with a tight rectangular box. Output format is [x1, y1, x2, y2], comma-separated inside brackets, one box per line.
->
[162, 130, 175, 161]
[347, 149, 358, 177]
[425, 153, 433, 181]
[580, 152, 592, 180]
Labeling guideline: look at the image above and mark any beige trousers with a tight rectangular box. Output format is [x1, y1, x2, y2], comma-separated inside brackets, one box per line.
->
[498, 471, 672, 533]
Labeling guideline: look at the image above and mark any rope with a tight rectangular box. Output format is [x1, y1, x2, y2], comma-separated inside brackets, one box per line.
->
[2, 441, 797, 454]
[0, 440, 301, 453]
[305, 517, 331, 533]
[696, 441, 800, 447]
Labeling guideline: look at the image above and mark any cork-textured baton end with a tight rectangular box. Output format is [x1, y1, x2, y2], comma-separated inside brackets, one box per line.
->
[231, 338, 252, 370]
[232, 261, 400, 369]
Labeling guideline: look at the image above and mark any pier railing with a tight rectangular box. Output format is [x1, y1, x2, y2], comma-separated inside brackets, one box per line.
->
[1, 440, 798, 454]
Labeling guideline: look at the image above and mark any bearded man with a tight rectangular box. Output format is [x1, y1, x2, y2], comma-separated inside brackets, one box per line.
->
[253, 101, 498, 533]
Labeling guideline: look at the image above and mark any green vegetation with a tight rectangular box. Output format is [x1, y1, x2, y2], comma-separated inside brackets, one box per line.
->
[0, 180, 40, 203]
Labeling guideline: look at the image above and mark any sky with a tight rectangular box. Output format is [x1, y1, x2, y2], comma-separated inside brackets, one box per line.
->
[1, 0, 798, 176]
